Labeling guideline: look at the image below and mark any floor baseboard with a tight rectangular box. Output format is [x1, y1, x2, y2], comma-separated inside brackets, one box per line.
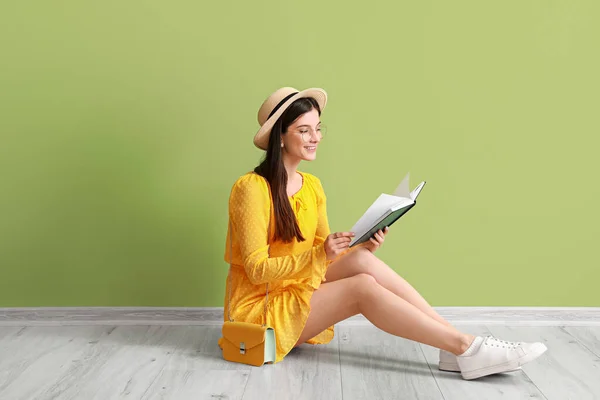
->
[1, 306, 599, 326]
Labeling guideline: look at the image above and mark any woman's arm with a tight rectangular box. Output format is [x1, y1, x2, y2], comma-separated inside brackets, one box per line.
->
[230, 175, 328, 287]
[313, 177, 354, 263]
[314, 177, 332, 243]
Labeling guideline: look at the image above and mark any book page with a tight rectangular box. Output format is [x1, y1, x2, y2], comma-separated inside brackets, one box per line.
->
[350, 193, 414, 240]
[348, 172, 425, 247]
[350, 202, 414, 247]
[350, 193, 409, 238]
[393, 172, 411, 198]
[409, 181, 426, 201]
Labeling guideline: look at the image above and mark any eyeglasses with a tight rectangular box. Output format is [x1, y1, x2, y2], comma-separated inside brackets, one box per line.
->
[293, 124, 327, 142]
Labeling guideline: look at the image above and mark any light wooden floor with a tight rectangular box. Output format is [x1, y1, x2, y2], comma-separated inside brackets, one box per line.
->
[0, 324, 599, 399]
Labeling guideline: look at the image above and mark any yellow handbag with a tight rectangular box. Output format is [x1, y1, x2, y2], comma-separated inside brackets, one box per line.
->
[220, 221, 276, 367]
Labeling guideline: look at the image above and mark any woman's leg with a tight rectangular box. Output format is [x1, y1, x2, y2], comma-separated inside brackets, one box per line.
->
[296, 273, 475, 355]
[325, 247, 455, 330]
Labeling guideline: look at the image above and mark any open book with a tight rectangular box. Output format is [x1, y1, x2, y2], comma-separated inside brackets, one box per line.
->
[349, 173, 426, 247]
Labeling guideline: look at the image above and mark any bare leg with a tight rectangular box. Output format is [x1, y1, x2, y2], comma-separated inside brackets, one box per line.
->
[296, 273, 475, 355]
[325, 247, 455, 330]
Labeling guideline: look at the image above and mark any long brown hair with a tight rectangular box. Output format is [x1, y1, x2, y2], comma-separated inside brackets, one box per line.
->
[254, 97, 321, 244]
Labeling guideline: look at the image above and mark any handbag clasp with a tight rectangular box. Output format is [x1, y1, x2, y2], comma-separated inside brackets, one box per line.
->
[240, 342, 246, 354]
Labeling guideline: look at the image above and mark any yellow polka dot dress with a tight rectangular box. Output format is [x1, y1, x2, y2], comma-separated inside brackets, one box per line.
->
[218, 170, 335, 363]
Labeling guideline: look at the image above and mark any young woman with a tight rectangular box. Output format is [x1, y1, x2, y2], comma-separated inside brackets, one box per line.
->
[220, 87, 547, 380]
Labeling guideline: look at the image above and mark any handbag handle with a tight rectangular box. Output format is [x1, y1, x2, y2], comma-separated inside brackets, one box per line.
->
[226, 180, 272, 326]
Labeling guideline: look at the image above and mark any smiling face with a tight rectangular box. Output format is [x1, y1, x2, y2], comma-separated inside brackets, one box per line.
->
[280, 108, 323, 162]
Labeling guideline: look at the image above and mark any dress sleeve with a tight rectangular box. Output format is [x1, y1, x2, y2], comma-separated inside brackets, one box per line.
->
[229, 174, 328, 287]
[314, 177, 331, 243]
[312, 176, 353, 266]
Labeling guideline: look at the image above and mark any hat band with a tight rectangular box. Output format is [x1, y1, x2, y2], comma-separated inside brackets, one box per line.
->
[267, 92, 299, 120]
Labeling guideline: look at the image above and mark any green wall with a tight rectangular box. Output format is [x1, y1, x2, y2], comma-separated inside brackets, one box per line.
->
[1, 1, 598, 307]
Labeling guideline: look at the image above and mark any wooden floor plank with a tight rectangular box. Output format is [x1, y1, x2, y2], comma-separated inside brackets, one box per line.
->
[0, 326, 27, 357]
[1, 324, 598, 399]
[338, 325, 443, 400]
[36, 325, 185, 400]
[141, 326, 251, 400]
[488, 325, 600, 400]
[153, 325, 251, 371]
[563, 326, 600, 358]
[420, 325, 547, 399]
[143, 370, 249, 400]
[241, 330, 342, 400]
[0, 326, 24, 341]
[0, 326, 115, 400]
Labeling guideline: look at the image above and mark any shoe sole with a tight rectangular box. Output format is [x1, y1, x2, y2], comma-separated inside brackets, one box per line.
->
[439, 362, 522, 373]
[461, 343, 547, 380]
[438, 362, 461, 372]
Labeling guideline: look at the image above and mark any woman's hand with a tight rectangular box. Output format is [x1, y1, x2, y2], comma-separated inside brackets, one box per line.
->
[363, 227, 389, 253]
[324, 231, 355, 261]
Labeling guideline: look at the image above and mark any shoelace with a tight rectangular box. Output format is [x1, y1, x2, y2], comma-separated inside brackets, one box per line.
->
[484, 336, 522, 350]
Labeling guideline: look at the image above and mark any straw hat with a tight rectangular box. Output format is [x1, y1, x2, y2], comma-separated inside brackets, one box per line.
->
[253, 87, 327, 150]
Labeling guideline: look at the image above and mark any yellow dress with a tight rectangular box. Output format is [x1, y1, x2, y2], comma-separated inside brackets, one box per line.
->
[218, 170, 336, 363]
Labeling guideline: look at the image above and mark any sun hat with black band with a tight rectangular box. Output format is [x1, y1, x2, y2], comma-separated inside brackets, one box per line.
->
[253, 87, 328, 150]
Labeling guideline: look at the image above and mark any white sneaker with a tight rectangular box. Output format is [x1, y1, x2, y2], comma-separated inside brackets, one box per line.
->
[439, 349, 462, 372]
[457, 336, 547, 380]
[438, 349, 522, 373]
